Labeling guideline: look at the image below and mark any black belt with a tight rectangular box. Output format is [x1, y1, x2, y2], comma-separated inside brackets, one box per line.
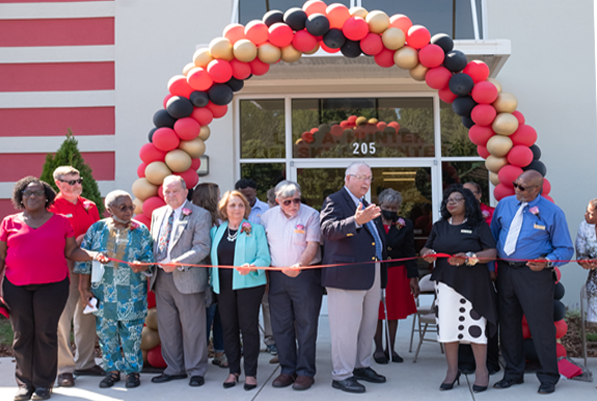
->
[499, 260, 527, 268]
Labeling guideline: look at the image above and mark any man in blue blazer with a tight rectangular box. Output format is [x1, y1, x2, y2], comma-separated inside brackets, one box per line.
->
[320, 162, 387, 394]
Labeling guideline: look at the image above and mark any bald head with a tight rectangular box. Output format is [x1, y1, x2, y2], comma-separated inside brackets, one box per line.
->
[514, 170, 543, 202]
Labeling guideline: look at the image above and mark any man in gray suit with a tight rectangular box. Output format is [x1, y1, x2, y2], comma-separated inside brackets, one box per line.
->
[149, 175, 211, 387]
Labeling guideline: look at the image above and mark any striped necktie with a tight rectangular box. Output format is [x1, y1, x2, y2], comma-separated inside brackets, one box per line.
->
[503, 202, 528, 256]
[157, 210, 174, 261]
[362, 201, 383, 260]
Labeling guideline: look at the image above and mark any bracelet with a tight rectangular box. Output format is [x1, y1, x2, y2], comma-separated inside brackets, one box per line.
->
[465, 252, 478, 266]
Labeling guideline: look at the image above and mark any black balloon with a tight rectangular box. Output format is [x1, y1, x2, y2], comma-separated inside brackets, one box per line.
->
[284, 7, 307, 31]
[554, 282, 565, 301]
[452, 96, 477, 117]
[225, 77, 244, 92]
[323, 28, 346, 49]
[153, 109, 176, 128]
[553, 299, 566, 321]
[430, 33, 454, 53]
[530, 144, 542, 160]
[263, 10, 284, 27]
[341, 39, 361, 58]
[523, 338, 539, 361]
[190, 91, 209, 108]
[306, 13, 330, 36]
[166, 96, 193, 119]
[461, 116, 474, 129]
[208, 83, 233, 106]
[444, 50, 468, 72]
[523, 160, 547, 176]
[148, 127, 157, 143]
[449, 73, 474, 96]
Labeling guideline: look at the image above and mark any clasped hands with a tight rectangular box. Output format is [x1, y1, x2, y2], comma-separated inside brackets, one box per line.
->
[236, 263, 256, 276]
[420, 250, 475, 266]
[579, 259, 597, 270]
[355, 202, 381, 226]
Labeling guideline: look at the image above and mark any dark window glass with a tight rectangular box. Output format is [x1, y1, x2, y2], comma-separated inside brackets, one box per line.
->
[239, 0, 350, 25]
[441, 161, 490, 205]
[440, 100, 477, 157]
[296, 167, 345, 211]
[240, 99, 285, 159]
[241, 163, 286, 202]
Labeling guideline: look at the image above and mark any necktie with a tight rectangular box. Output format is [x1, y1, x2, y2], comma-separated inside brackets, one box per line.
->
[157, 210, 174, 261]
[362, 201, 383, 260]
[503, 202, 528, 256]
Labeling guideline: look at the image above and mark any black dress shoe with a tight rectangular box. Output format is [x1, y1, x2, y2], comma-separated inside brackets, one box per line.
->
[125, 373, 141, 388]
[30, 388, 52, 401]
[373, 351, 388, 364]
[332, 377, 366, 393]
[493, 377, 524, 389]
[14, 387, 34, 401]
[353, 367, 386, 383]
[538, 383, 556, 394]
[189, 376, 205, 387]
[57, 373, 74, 387]
[151, 373, 188, 383]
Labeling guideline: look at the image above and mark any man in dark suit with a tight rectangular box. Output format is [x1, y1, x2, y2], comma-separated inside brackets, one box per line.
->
[320, 162, 387, 394]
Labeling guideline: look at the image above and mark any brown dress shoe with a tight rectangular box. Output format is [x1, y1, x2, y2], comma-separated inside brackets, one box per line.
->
[293, 375, 314, 391]
[57, 373, 75, 387]
[272, 373, 296, 388]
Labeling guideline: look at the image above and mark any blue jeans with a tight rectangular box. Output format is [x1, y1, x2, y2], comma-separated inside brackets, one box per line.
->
[206, 303, 224, 353]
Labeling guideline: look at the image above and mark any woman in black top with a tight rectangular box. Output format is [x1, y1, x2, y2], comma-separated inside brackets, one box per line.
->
[421, 184, 496, 393]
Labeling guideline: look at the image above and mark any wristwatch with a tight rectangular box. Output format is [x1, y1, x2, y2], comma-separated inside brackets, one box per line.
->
[465, 252, 478, 266]
[545, 258, 553, 268]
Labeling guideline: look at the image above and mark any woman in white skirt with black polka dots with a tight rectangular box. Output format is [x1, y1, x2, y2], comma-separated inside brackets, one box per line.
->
[421, 184, 497, 393]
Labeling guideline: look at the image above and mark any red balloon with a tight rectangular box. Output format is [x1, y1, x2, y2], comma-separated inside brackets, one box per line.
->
[388, 121, 400, 131]
[303, 1, 327, 16]
[230, 59, 251, 80]
[206, 101, 228, 118]
[509, 125, 537, 147]
[269, 23, 294, 48]
[245, 20, 269, 45]
[360, 33, 383, 56]
[418, 44, 444, 68]
[153, 128, 180, 151]
[157, 185, 164, 200]
[320, 41, 340, 53]
[137, 163, 147, 178]
[477, 145, 490, 159]
[377, 122, 387, 131]
[310, 127, 319, 134]
[438, 86, 457, 104]
[494, 183, 515, 201]
[175, 168, 199, 189]
[347, 115, 358, 124]
[471, 81, 499, 104]
[168, 75, 194, 98]
[406, 25, 430, 49]
[301, 132, 315, 143]
[555, 266, 561, 283]
[187, 67, 213, 91]
[555, 319, 568, 339]
[556, 343, 567, 358]
[471, 104, 497, 126]
[468, 125, 494, 146]
[174, 117, 201, 140]
[133, 214, 151, 230]
[342, 17, 369, 41]
[512, 110, 525, 125]
[498, 165, 523, 188]
[327, 3, 350, 30]
[507, 145, 533, 168]
[147, 290, 156, 309]
[147, 345, 167, 368]
[293, 30, 318, 53]
[339, 120, 350, 128]
[329, 125, 343, 137]
[389, 14, 412, 35]
[190, 158, 201, 170]
[374, 48, 395, 68]
[139, 143, 167, 164]
[544, 195, 555, 203]
[142, 196, 166, 218]
[191, 107, 214, 126]
[425, 66, 452, 90]
[207, 59, 233, 84]
[223, 23, 246, 44]
[249, 58, 270, 76]
[462, 60, 490, 83]
[163, 94, 174, 109]
[543, 178, 551, 196]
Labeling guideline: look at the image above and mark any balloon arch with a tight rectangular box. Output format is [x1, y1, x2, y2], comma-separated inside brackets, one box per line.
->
[132, 0, 552, 226]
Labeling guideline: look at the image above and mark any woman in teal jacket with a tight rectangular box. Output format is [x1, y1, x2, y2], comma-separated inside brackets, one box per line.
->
[210, 190, 270, 391]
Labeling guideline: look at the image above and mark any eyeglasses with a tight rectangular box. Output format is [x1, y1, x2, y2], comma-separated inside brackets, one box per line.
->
[22, 190, 45, 198]
[59, 178, 83, 186]
[512, 182, 537, 192]
[446, 197, 465, 204]
[113, 205, 135, 212]
[282, 198, 301, 207]
[349, 174, 374, 182]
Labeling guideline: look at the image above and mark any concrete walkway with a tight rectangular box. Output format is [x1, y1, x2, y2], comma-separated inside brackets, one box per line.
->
[1, 300, 595, 401]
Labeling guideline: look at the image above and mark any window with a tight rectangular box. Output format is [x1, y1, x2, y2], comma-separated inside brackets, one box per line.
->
[240, 99, 285, 159]
[239, 0, 351, 25]
[240, 163, 286, 201]
[440, 100, 477, 157]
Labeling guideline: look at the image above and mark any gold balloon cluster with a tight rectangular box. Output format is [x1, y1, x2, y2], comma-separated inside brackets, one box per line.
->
[140, 307, 159, 364]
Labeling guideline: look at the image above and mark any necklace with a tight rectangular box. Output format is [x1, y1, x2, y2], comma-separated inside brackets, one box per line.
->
[227, 227, 239, 242]
[449, 217, 468, 225]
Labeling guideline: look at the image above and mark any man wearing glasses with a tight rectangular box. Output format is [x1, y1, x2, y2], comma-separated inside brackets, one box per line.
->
[260, 180, 322, 391]
[320, 162, 387, 393]
[50, 166, 104, 387]
[490, 170, 573, 394]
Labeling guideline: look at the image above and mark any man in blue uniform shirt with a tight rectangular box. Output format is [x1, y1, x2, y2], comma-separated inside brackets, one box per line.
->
[490, 170, 573, 395]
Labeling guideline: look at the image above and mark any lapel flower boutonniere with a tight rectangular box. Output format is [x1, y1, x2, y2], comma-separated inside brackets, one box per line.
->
[129, 220, 140, 231]
[82, 201, 93, 212]
[241, 221, 252, 236]
[482, 210, 490, 219]
[182, 208, 193, 217]
[529, 206, 540, 218]
[296, 224, 305, 231]
[395, 218, 406, 229]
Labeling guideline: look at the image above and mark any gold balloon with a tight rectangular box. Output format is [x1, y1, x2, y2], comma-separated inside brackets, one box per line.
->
[485, 155, 508, 173]
[192, 48, 213, 68]
[394, 46, 418, 69]
[281, 44, 302, 63]
[409, 63, 428, 81]
[493, 92, 518, 113]
[179, 138, 206, 158]
[182, 62, 195, 76]
[233, 39, 257, 62]
[295, 138, 304, 145]
[145, 307, 158, 330]
[132, 178, 158, 201]
[165, 149, 193, 173]
[349, 6, 368, 18]
[209, 37, 234, 61]
[492, 113, 519, 136]
[304, 42, 320, 55]
[132, 198, 143, 215]
[356, 116, 368, 126]
[140, 327, 160, 351]
[198, 125, 211, 141]
[487, 78, 502, 93]
[489, 172, 500, 186]
[258, 42, 281, 64]
[366, 10, 389, 34]
[145, 162, 172, 186]
[368, 118, 379, 125]
[382, 27, 406, 50]
[486, 135, 513, 157]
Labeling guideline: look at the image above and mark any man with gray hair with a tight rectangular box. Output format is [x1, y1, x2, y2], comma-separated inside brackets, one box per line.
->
[260, 181, 322, 391]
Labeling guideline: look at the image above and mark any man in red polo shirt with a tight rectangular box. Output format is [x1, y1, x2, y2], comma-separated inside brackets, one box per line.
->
[49, 166, 104, 387]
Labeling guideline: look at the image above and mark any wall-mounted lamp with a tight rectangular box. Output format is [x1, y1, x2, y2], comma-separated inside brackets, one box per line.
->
[198, 155, 209, 176]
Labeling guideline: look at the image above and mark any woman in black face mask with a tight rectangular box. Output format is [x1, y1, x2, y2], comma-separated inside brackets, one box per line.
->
[373, 188, 420, 364]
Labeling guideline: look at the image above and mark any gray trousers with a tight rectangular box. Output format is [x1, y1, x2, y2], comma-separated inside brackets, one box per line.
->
[326, 263, 380, 381]
[155, 269, 208, 376]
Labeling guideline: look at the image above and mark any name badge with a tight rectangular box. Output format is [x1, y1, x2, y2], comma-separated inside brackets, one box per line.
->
[461, 229, 472, 234]
[65, 214, 73, 218]
[294, 230, 305, 234]
[534, 223, 546, 230]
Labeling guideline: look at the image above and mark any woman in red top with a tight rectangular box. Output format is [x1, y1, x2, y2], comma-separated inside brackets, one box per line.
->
[0, 177, 102, 401]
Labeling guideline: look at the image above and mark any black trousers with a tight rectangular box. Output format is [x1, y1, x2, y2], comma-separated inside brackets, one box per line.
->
[497, 262, 558, 385]
[269, 269, 323, 377]
[218, 275, 265, 377]
[3, 277, 69, 389]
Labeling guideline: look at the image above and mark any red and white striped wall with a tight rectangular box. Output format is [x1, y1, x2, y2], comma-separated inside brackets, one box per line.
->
[0, 0, 116, 219]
